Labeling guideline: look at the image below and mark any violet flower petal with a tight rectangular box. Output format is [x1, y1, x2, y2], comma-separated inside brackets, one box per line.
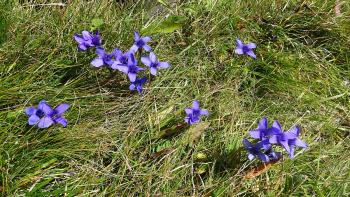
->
[38, 117, 54, 128]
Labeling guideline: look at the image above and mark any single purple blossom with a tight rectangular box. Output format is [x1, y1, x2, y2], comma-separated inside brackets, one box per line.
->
[110, 49, 130, 70]
[141, 52, 170, 76]
[243, 139, 271, 162]
[249, 117, 269, 141]
[91, 47, 115, 68]
[129, 32, 152, 53]
[234, 38, 257, 59]
[115, 53, 144, 82]
[74, 30, 101, 51]
[130, 77, 147, 94]
[25, 100, 70, 128]
[268, 121, 308, 158]
[185, 101, 209, 125]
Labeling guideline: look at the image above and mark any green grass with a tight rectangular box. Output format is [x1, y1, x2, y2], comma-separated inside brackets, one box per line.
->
[1, 0, 350, 196]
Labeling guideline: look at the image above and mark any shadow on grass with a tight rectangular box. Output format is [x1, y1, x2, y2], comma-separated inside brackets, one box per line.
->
[212, 147, 244, 175]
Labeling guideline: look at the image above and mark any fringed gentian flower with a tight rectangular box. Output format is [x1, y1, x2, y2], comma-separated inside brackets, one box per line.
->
[129, 77, 147, 94]
[110, 49, 130, 70]
[91, 47, 115, 68]
[74, 30, 101, 51]
[249, 117, 269, 141]
[234, 38, 257, 59]
[185, 100, 209, 125]
[268, 121, 308, 158]
[130, 32, 152, 53]
[25, 100, 70, 128]
[141, 52, 170, 76]
[116, 53, 144, 82]
[243, 139, 271, 162]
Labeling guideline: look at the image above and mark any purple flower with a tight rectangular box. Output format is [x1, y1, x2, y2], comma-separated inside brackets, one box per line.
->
[25, 100, 70, 128]
[91, 47, 115, 68]
[110, 49, 131, 70]
[74, 30, 101, 51]
[185, 101, 209, 125]
[141, 52, 170, 76]
[249, 117, 269, 141]
[234, 38, 257, 59]
[268, 121, 308, 158]
[129, 32, 152, 53]
[130, 77, 147, 94]
[265, 148, 282, 161]
[115, 53, 144, 82]
[243, 139, 271, 162]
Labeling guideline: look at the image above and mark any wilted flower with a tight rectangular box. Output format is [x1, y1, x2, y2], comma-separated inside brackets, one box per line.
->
[130, 77, 147, 94]
[249, 117, 269, 141]
[91, 47, 115, 67]
[25, 100, 70, 128]
[243, 139, 271, 162]
[74, 30, 101, 51]
[130, 32, 152, 53]
[115, 53, 144, 82]
[234, 38, 257, 59]
[141, 52, 170, 76]
[268, 121, 308, 158]
[185, 100, 209, 125]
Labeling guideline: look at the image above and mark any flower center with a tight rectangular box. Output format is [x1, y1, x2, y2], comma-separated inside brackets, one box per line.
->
[103, 54, 111, 61]
[36, 109, 45, 117]
[242, 45, 250, 53]
[120, 56, 127, 64]
[136, 39, 145, 47]
[250, 147, 261, 155]
[129, 65, 138, 73]
[192, 109, 201, 117]
[151, 62, 158, 68]
[92, 36, 100, 46]
[277, 134, 288, 142]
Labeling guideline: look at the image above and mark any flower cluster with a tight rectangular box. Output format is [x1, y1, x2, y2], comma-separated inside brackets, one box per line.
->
[25, 100, 69, 128]
[74, 30, 170, 94]
[25, 29, 308, 166]
[243, 117, 308, 162]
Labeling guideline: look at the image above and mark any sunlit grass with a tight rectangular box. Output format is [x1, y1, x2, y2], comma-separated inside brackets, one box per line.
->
[0, 0, 349, 196]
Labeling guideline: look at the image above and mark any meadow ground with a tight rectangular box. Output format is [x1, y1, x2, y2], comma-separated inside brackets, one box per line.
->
[0, 0, 350, 196]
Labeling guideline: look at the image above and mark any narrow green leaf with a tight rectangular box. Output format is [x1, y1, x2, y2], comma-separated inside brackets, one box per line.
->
[141, 15, 187, 35]
[28, 178, 54, 194]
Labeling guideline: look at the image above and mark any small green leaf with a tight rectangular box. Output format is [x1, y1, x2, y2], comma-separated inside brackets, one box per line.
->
[195, 165, 207, 175]
[91, 18, 104, 30]
[141, 15, 187, 35]
[194, 152, 208, 161]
